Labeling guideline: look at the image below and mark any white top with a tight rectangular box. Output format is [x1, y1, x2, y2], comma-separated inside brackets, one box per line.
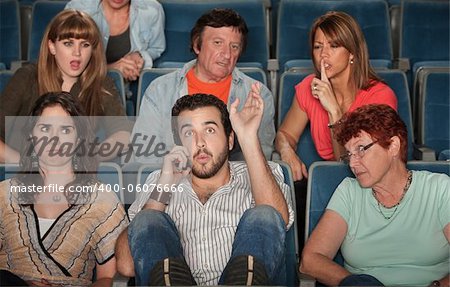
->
[129, 161, 295, 285]
[38, 217, 56, 238]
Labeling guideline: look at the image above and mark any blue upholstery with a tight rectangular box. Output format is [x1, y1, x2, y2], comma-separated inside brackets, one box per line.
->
[417, 69, 450, 158]
[28, 0, 67, 62]
[377, 70, 414, 160]
[400, 0, 449, 67]
[277, 161, 299, 286]
[155, 0, 269, 69]
[237, 67, 267, 86]
[138, 161, 299, 286]
[276, 0, 392, 71]
[305, 161, 450, 264]
[400, 0, 449, 88]
[136, 68, 176, 115]
[0, 0, 21, 70]
[107, 69, 126, 107]
[277, 70, 323, 168]
[106, 69, 135, 117]
[412, 61, 449, 120]
[285, 59, 391, 73]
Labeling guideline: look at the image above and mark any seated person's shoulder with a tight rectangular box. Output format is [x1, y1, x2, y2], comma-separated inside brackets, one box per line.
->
[295, 74, 316, 90]
[14, 63, 37, 78]
[65, 0, 97, 13]
[134, 0, 163, 11]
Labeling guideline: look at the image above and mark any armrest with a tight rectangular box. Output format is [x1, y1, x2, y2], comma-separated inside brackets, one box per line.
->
[299, 272, 316, 287]
[393, 58, 410, 72]
[413, 144, 436, 161]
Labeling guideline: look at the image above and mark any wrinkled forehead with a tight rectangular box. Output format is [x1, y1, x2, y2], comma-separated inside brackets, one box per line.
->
[177, 106, 223, 131]
[35, 105, 74, 126]
[202, 26, 243, 42]
[344, 130, 372, 148]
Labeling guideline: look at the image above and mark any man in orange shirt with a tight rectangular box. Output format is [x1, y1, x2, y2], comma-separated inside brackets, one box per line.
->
[131, 8, 275, 164]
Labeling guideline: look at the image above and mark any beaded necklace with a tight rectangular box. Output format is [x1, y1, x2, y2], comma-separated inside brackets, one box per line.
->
[372, 170, 413, 220]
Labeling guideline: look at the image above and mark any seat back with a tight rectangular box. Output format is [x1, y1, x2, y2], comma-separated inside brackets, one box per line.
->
[276, 0, 392, 71]
[276, 161, 299, 286]
[417, 69, 450, 157]
[28, 0, 67, 62]
[237, 67, 267, 86]
[400, 0, 450, 66]
[0, 0, 21, 70]
[305, 161, 450, 264]
[377, 69, 414, 160]
[107, 69, 126, 107]
[155, 0, 269, 69]
[277, 70, 322, 168]
[136, 68, 176, 115]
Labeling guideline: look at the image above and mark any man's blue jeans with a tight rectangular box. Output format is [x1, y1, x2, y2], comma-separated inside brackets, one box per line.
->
[128, 205, 286, 285]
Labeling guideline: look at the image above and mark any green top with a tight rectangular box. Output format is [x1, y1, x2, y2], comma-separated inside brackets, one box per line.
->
[328, 170, 450, 286]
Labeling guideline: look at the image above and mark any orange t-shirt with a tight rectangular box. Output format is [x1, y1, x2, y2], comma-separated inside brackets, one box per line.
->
[186, 68, 232, 104]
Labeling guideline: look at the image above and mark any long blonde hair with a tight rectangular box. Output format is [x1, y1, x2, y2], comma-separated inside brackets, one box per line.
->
[309, 11, 381, 90]
[38, 9, 109, 116]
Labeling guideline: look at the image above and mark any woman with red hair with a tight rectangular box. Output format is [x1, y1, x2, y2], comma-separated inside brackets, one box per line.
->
[300, 104, 449, 286]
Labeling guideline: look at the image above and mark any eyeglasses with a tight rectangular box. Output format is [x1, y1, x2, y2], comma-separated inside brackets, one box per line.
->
[340, 140, 378, 164]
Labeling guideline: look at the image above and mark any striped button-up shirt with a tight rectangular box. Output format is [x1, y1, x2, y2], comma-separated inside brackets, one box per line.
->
[128, 161, 295, 285]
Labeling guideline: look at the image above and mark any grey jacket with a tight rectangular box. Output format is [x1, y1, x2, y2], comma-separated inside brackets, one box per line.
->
[131, 60, 275, 164]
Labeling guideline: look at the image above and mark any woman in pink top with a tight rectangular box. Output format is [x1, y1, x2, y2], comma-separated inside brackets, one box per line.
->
[275, 11, 397, 181]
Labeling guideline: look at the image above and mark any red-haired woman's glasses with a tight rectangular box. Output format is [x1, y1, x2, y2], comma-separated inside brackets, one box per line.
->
[340, 141, 378, 164]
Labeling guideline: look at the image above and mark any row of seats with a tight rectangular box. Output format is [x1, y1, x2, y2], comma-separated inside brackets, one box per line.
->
[133, 67, 449, 163]
[0, 65, 448, 162]
[2, 160, 448, 285]
[1, 0, 448, 84]
[0, 0, 448, 162]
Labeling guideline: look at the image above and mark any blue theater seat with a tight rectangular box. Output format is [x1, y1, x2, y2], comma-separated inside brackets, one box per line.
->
[276, 0, 392, 72]
[0, 0, 21, 70]
[28, 0, 67, 62]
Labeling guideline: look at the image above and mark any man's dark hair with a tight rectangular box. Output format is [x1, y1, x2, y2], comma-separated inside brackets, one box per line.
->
[190, 8, 248, 55]
[171, 94, 232, 145]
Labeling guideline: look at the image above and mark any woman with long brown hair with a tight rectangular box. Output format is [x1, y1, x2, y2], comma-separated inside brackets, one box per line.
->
[275, 11, 397, 181]
[0, 9, 131, 163]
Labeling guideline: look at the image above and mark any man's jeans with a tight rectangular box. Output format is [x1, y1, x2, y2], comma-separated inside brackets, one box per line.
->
[128, 205, 287, 285]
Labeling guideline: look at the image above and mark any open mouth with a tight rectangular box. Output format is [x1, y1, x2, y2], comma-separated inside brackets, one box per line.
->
[70, 60, 81, 70]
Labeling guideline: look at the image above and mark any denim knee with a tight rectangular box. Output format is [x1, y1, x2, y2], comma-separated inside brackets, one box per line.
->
[240, 205, 286, 233]
[129, 209, 176, 241]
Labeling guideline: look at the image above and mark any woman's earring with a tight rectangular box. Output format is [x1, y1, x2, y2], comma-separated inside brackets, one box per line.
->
[350, 59, 354, 64]
[72, 154, 80, 171]
[31, 150, 39, 169]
